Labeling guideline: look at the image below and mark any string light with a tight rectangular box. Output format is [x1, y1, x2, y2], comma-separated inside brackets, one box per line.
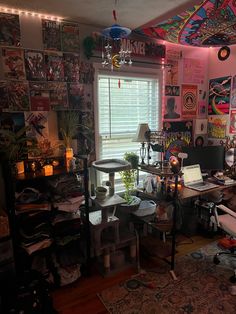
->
[0, 6, 62, 21]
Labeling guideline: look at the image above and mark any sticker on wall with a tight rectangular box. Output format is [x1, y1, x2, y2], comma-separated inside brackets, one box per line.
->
[195, 119, 208, 135]
[29, 82, 50, 111]
[166, 59, 178, 85]
[163, 97, 181, 120]
[63, 53, 80, 82]
[24, 50, 46, 81]
[181, 84, 197, 117]
[229, 110, 236, 134]
[208, 116, 227, 138]
[0, 13, 21, 47]
[45, 51, 64, 81]
[42, 19, 61, 51]
[61, 22, 80, 53]
[183, 58, 205, 84]
[8, 81, 30, 111]
[2, 48, 25, 80]
[48, 82, 68, 110]
[0, 81, 9, 111]
[165, 85, 180, 96]
[208, 76, 231, 115]
[163, 120, 193, 160]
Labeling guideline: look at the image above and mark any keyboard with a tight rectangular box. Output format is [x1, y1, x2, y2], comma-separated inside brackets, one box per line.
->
[186, 182, 219, 191]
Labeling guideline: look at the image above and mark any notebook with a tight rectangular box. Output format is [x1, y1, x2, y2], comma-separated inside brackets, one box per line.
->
[182, 164, 219, 191]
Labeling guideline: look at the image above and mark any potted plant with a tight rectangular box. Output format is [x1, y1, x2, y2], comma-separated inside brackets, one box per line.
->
[120, 152, 140, 207]
[0, 126, 40, 174]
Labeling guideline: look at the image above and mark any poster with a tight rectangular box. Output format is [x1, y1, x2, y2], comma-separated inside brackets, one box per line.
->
[42, 19, 61, 51]
[231, 75, 236, 108]
[208, 76, 231, 115]
[163, 120, 193, 160]
[163, 97, 181, 120]
[166, 59, 178, 85]
[181, 84, 198, 117]
[48, 82, 68, 110]
[2, 48, 25, 80]
[61, 22, 80, 53]
[25, 111, 49, 139]
[68, 83, 84, 109]
[0, 112, 25, 132]
[45, 51, 64, 81]
[165, 85, 180, 96]
[208, 116, 227, 138]
[195, 118, 208, 134]
[63, 53, 80, 82]
[24, 50, 46, 81]
[230, 110, 236, 134]
[0, 13, 21, 46]
[0, 81, 9, 111]
[29, 82, 50, 111]
[79, 62, 94, 84]
[183, 58, 205, 84]
[8, 81, 30, 111]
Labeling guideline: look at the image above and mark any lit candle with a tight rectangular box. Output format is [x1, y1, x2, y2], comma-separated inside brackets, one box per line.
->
[43, 164, 53, 176]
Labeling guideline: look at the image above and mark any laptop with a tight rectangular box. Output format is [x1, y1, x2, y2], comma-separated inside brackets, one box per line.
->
[182, 164, 219, 191]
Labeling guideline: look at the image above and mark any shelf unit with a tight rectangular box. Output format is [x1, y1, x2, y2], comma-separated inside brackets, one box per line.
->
[2, 156, 90, 287]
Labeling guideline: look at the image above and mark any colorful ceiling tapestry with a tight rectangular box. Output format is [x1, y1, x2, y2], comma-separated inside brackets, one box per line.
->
[136, 0, 236, 46]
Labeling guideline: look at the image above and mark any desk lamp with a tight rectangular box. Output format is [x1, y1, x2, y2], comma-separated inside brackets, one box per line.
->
[133, 123, 150, 164]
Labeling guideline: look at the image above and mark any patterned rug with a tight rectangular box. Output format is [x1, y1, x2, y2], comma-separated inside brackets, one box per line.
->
[98, 241, 236, 314]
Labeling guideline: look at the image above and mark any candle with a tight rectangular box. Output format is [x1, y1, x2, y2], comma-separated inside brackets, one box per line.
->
[43, 164, 53, 176]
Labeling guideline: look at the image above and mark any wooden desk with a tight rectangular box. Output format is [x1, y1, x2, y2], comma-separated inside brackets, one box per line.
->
[179, 181, 236, 200]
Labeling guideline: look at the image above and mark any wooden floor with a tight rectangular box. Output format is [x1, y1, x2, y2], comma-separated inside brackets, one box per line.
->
[52, 234, 220, 314]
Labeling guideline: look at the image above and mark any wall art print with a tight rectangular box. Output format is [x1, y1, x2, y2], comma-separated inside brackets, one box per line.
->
[163, 120, 193, 160]
[2, 48, 25, 80]
[63, 53, 80, 82]
[24, 50, 46, 81]
[79, 62, 95, 84]
[68, 83, 84, 109]
[208, 76, 231, 115]
[61, 22, 80, 53]
[25, 111, 49, 139]
[181, 84, 197, 117]
[0, 13, 21, 47]
[0, 112, 25, 132]
[0, 81, 9, 111]
[29, 82, 50, 111]
[45, 51, 64, 81]
[48, 82, 68, 110]
[229, 110, 236, 134]
[8, 81, 30, 111]
[165, 59, 178, 85]
[208, 115, 227, 138]
[163, 97, 181, 120]
[165, 85, 180, 96]
[195, 118, 208, 135]
[42, 19, 61, 51]
[231, 75, 236, 108]
[183, 58, 205, 84]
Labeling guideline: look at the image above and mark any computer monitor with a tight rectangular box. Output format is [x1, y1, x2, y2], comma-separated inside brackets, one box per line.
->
[182, 146, 225, 171]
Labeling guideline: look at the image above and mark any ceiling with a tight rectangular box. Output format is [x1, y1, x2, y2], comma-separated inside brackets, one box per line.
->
[0, 0, 199, 29]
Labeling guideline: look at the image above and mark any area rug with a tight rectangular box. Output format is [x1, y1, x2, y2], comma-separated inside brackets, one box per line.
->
[98, 241, 236, 314]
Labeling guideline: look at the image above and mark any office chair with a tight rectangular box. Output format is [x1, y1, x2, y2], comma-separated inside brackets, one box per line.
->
[213, 204, 236, 283]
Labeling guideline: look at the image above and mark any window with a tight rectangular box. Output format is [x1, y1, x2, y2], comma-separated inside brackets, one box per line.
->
[96, 69, 161, 188]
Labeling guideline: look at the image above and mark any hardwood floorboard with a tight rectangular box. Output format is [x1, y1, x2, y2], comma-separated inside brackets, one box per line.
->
[52, 234, 221, 314]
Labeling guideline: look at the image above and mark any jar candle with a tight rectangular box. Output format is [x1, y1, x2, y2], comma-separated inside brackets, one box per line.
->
[43, 164, 53, 176]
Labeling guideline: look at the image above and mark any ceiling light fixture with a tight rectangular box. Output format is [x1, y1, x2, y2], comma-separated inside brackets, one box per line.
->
[101, 4, 132, 70]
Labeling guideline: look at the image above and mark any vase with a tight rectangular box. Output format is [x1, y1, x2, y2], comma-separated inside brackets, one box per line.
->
[16, 161, 25, 174]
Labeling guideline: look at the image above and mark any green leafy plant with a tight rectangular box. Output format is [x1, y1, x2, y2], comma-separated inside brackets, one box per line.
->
[58, 111, 91, 149]
[120, 152, 139, 204]
[0, 126, 40, 162]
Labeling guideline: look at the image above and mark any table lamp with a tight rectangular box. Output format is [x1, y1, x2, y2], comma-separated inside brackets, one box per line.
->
[133, 123, 150, 164]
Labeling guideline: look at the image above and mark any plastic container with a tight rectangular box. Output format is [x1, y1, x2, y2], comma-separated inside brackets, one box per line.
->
[132, 200, 156, 217]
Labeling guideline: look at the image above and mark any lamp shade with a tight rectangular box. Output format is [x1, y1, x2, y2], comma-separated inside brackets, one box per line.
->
[133, 123, 150, 142]
[101, 24, 131, 40]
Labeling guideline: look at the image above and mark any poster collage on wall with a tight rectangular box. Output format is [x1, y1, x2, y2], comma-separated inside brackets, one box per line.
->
[163, 49, 207, 158]
[0, 12, 95, 161]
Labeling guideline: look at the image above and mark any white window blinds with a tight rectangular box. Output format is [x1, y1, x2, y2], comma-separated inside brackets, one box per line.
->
[98, 74, 160, 160]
